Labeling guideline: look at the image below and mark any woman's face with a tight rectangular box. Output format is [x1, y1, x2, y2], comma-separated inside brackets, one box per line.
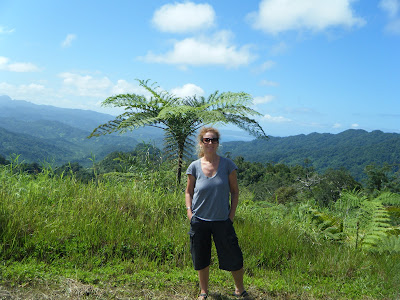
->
[200, 131, 219, 154]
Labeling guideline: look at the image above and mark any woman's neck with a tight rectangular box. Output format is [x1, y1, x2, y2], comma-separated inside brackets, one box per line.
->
[202, 153, 219, 163]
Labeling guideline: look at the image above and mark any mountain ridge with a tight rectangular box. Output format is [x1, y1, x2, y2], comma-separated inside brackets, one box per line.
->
[1, 95, 399, 180]
[222, 129, 400, 180]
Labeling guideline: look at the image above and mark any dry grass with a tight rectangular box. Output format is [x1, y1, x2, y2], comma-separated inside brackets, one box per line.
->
[0, 281, 315, 300]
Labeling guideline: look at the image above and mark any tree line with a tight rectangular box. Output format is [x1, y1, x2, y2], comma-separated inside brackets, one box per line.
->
[2, 143, 399, 208]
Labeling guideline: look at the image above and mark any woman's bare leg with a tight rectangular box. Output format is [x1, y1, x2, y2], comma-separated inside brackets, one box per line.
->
[198, 266, 210, 296]
[231, 268, 245, 295]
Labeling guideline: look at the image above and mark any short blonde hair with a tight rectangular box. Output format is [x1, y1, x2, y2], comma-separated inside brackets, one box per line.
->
[197, 127, 220, 157]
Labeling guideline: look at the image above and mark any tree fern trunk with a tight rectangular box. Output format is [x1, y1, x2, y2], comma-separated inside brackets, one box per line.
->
[176, 147, 184, 185]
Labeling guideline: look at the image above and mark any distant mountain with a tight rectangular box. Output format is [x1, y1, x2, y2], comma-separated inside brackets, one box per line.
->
[0, 95, 112, 132]
[0, 96, 140, 165]
[222, 129, 400, 180]
[0, 95, 252, 165]
[2, 95, 399, 179]
[0, 126, 75, 164]
[0, 119, 139, 165]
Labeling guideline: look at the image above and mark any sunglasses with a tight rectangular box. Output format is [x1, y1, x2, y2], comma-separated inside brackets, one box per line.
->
[202, 137, 219, 144]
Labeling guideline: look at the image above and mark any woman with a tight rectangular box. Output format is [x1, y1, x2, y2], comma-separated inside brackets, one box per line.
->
[185, 127, 248, 300]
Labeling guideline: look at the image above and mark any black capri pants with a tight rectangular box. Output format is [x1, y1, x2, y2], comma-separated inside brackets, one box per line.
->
[189, 216, 243, 271]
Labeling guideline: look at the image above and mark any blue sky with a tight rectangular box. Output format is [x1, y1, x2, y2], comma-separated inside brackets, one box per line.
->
[0, 0, 399, 137]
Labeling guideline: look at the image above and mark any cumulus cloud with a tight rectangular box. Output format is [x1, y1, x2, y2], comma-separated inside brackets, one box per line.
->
[0, 82, 47, 99]
[247, 0, 365, 34]
[253, 95, 274, 105]
[58, 73, 154, 100]
[0, 56, 40, 72]
[262, 114, 291, 123]
[59, 72, 113, 97]
[170, 83, 205, 98]
[110, 79, 144, 95]
[379, 0, 400, 34]
[61, 34, 77, 47]
[351, 123, 360, 128]
[140, 31, 254, 68]
[152, 2, 215, 33]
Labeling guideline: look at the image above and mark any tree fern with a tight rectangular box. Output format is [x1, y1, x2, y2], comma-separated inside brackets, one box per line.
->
[89, 79, 267, 184]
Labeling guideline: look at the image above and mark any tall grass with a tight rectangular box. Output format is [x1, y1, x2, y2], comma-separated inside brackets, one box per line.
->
[0, 165, 399, 299]
[0, 166, 188, 266]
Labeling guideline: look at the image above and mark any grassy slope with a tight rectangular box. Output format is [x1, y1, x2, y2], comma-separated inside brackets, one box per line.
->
[0, 167, 399, 299]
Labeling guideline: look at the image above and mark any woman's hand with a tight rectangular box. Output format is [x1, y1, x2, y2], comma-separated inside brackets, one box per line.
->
[187, 209, 193, 221]
[185, 174, 196, 222]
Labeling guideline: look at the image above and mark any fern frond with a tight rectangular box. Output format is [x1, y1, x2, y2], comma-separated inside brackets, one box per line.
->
[377, 235, 400, 253]
[375, 192, 400, 206]
[334, 190, 367, 212]
[136, 79, 181, 106]
[359, 200, 391, 250]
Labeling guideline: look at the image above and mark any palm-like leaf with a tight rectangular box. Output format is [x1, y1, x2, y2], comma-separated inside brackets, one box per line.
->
[88, 79, 267, 184]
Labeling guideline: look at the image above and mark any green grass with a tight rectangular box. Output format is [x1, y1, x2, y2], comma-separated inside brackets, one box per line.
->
[0, 166, 399, 299]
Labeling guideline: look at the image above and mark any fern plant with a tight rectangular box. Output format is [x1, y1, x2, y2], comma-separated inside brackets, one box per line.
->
[88, 79, 267, 184]
[293, 203, 344, 241]
[378, 235, 400, 253]
[334, 190, 398, 252]
[358, 199, 391, 250]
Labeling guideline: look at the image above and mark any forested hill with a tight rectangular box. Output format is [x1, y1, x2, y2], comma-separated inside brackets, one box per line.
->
[0, 95, 140, 165]
[222, 129, 400, 180]
[1, 95, 399, 178]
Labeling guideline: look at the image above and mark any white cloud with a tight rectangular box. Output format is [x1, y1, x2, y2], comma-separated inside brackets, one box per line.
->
[379, 0, 400, 34]
[253, 95, 274, 105]
[8, 62, 40, 72]
[170, 83, 205, 98]
[385, 18, 400, 33]
[254, 60, 275, 73]
[140, 31, 254, 68]
[380, 0, 399, 18]
[58, 73, 154, 100]
[59, 72, 113, 97]
[351, 123, 360, 128]
[262, 114, 291, 123]
[270, 41, 289, 55]
[0, 56, 8, 67]
[260, 79, 278, 87]
[0, 56, 40, 72]
[111, 79, 146, 95]
[62, 34, 77, 48]
[0, 26, 15, 34]
[0, 82, 47, 99]
[152, 2, 215, 33]
[247, 0, 365, 34]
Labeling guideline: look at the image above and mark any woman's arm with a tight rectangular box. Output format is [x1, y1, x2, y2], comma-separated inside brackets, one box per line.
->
[185, 174, 196, 221]
[228, 170, 239, 221]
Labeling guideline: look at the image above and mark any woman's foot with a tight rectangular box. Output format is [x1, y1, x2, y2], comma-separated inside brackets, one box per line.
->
[197, 292, 208, 299]
[234, 290, 249, 298]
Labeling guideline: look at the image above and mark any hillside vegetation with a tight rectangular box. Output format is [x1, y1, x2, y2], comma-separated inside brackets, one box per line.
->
[223, 129, 400, 180]
[0, 149, 399, 299]
[1, 95, 400, 178]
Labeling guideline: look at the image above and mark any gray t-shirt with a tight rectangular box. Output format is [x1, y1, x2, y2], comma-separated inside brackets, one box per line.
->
[186, 156, 238, 221]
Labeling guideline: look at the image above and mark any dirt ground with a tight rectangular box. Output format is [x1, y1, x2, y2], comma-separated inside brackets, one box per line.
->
[0, 281, 298, 300]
